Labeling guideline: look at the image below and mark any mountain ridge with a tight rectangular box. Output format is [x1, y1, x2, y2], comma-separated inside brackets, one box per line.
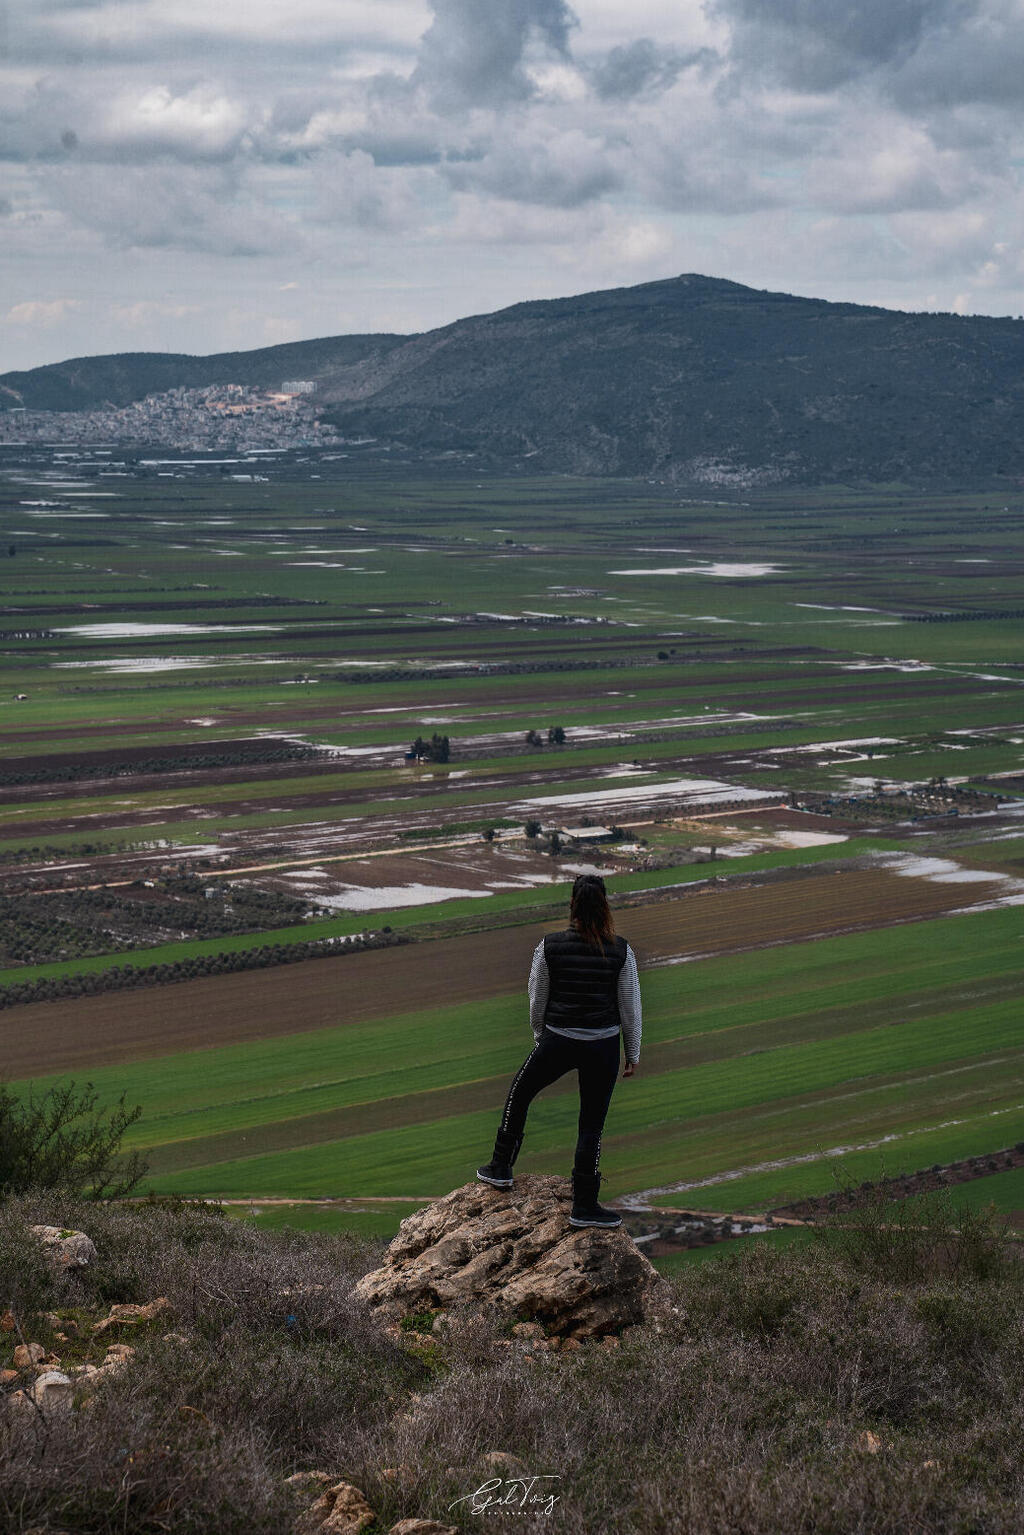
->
[4, 273, 1023, 485]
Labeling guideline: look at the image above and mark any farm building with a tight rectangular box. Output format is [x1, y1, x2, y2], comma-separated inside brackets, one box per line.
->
[558, 826, 616, 844]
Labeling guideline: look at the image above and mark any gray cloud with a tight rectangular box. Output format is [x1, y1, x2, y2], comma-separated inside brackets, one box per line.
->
[412, 0, 578, 109]
[711, 0, 976, 92]
[589, 38, 715, 100]
[712, 0, 1024, 116]
[42, 162, 294, 255]
[892, 10, 1024, 110]
[444, 125, 619, 207]
[313, 150, 427, 231]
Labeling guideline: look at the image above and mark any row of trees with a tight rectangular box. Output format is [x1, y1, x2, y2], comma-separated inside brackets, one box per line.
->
[905, 607, 1024, 623]
[0, 881, 316, 968]
[525, 726, 566, 746]
[0, 930, 411, 1012]
[0, 742, 321, 788]
[336, 658, 627, 684]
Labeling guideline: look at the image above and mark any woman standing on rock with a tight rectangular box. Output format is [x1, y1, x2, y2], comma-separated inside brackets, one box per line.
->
[477, 873, 641, 1229]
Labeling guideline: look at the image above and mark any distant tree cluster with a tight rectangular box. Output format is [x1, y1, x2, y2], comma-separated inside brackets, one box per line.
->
[524, 726, 566, 747]
[797, 783, 1003, 822]
[409, 733, 450, 762]
[0, 930, 411, 1012]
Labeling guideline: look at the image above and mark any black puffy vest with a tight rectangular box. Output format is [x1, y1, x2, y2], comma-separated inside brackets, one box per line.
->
[543, 928, 628, 1033]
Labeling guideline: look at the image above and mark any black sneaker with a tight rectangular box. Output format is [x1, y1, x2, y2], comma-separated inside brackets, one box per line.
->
[476, 1130, 521, 1189]
[569, 1170, 622, 1228]
[476, 1159, 514, 1189]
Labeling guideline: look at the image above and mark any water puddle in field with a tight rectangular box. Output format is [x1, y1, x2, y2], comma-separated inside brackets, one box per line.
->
[314, 883, 492, 910]
[871, 853, 1024, 909]
[558, 862, 618, 878]
[718, 830, 848, 856]
[888, 855, 1009, 884]
[53, 656, 283, 673]
[678, 614, 744, 623]
[617, 1095, 1024, 1210]
[774, 829, 848, 848]
[608, 563, 784, 578]
[793, 602, 887, 613]
[838, 661, 935, 673]
[767, 736, 900, 755]
[254, 851, 622, 912]
[55, 622, 278, 638]
[514, 777, 780, 813]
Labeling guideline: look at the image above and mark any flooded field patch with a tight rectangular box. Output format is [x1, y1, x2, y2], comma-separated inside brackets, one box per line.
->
[55, 622, 279, 638]
[608, 562, 785, 578]
[235, 843, 620, 910]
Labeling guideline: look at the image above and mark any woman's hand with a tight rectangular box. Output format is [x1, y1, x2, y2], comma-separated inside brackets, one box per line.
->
[622, 1060, 636, 1078]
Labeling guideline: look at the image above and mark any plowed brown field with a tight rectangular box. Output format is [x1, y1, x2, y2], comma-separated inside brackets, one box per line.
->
[7, 862, 1001, 1080]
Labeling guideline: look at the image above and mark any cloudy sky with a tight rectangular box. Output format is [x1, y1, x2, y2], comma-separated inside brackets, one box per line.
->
[2, 0, 1023, 371]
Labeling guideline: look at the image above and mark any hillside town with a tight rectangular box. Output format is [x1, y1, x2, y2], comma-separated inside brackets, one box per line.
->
[0, 383, 343, 451]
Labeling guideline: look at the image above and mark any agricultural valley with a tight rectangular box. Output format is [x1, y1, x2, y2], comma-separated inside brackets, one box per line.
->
[3, 440, 1024, 1254]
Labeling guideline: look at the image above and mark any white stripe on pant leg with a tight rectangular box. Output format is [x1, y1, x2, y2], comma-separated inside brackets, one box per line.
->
[500, 1042, 541, 1133]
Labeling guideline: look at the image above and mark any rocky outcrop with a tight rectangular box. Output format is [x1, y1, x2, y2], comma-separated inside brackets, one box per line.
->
[292, 1479, 375, 1535]
[353, 1174, 673, 1339]
[287, 1474, 457, 1535]
[30, 1225, 96, 1270]
[92, 1297, 173, 1335]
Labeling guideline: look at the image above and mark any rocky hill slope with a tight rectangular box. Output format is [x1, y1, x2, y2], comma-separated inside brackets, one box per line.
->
[2, 1184, 1023, 1533]
[4, 274, 1024, 485]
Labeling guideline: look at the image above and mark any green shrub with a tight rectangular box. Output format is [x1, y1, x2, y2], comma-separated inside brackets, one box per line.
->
[0, 1080, 147, 1199]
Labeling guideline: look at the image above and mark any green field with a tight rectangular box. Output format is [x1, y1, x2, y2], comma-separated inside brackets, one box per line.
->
[3, 453, 1024, 1228]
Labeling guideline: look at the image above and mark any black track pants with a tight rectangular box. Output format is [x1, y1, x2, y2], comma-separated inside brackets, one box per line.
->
[498, 1027, 620, 1176]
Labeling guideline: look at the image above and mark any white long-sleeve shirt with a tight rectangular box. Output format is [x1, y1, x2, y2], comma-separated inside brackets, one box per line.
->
[528, 939, 642, 1064]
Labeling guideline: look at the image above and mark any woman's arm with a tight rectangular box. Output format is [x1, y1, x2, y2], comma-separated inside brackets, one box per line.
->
[618, 945, 642, 1068]
[528, 941, 549, 1042]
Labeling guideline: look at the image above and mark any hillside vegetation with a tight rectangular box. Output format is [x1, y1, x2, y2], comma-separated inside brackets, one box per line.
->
[4, 274, 1024, 484]
[2, 1190, 1023, 1534]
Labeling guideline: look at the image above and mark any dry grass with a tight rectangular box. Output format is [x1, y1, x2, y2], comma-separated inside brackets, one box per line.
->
[2, 1191, 1023, 1533]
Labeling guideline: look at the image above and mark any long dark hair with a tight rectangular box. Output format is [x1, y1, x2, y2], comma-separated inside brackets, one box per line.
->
[570, 874, 615, 948]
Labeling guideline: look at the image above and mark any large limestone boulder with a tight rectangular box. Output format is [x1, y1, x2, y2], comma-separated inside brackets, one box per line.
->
[352, 1175, 672, 1339]
[31, 1225, 97, 1270]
